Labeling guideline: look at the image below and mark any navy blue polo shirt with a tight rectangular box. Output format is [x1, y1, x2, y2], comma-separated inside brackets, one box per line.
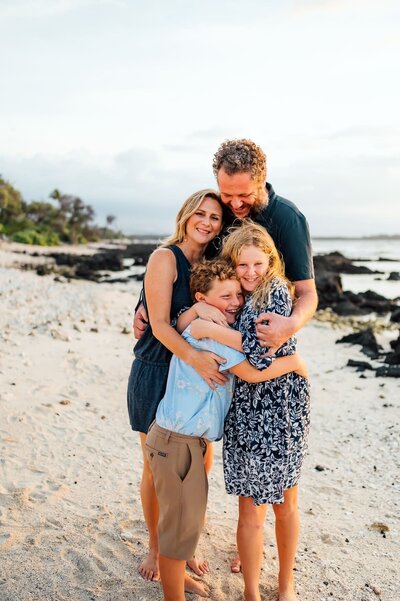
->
[253, 183, 314, 282]
[209, 183, 314, 281]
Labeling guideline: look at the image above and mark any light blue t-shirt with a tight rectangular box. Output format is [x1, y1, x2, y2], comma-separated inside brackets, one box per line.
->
[155, 323, 246, 442]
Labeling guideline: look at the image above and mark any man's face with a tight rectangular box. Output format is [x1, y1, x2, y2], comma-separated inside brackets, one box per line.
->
[195, 278, 244, 325]
[217, 168, 264, 218]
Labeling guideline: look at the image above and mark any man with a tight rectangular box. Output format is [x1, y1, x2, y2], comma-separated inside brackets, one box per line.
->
[135, 138, 318, 354]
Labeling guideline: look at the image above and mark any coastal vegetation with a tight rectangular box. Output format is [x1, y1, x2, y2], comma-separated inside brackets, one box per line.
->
[0, 175, 120, 245]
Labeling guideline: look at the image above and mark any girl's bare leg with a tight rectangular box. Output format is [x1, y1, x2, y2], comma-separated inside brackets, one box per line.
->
[187, 441, 213, 576]
[159, 555, 210, 601]
[236, 496, 268, 601]
[272, 486, 299, 601]
[138, 432, 160, 581]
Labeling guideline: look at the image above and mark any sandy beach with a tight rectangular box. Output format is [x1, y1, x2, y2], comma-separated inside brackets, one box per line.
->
[0, 243, 399, 601]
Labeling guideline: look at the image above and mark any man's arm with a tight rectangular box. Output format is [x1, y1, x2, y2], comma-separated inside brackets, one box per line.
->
[255, 279, 318, 353]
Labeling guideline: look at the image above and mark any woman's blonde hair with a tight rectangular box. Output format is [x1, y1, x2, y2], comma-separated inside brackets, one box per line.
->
[162, 189, 223, 247]
[220, 220, 294, 309]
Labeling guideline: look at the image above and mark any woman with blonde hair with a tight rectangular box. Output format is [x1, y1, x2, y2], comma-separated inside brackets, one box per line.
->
[127, 189, 228, 593]
[191, 221, 310, 601]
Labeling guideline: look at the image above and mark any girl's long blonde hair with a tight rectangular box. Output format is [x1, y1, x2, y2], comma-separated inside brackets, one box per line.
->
[220, 220, 294, 309]
[162, 189, 222, 247]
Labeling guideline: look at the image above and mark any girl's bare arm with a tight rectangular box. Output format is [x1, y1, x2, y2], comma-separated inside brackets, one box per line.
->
[190, 319, 243, 352]
[230, 353, 308, 383]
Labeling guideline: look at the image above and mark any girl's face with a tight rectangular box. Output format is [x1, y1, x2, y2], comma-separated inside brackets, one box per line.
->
[235, 245, 270, 293]
[185, 197, 223, 245]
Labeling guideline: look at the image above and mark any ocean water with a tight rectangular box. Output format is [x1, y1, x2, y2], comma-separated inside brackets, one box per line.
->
[312, 238, 400, 299]
[312, 238, 400, 261]
[121, 237, 400, 300]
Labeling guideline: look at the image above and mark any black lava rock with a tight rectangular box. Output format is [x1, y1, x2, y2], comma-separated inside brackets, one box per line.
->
[376, 365, 400, 378]
[336, 328, 382, 359]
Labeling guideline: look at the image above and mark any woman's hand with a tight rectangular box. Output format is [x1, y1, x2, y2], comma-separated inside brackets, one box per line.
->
[188, 348, 228, 389]
[194, 302, 228, 326]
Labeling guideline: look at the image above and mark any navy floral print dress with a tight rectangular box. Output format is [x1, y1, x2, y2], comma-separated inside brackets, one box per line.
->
[223, 277, 310, 505]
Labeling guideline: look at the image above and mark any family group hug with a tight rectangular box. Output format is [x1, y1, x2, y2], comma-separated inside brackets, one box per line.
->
[127, 139, 318, 601]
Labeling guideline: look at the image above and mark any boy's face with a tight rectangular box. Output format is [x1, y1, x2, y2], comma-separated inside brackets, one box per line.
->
[195, 278, 244, 325]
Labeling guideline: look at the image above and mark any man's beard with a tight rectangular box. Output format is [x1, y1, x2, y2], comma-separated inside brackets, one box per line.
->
[251, 185, 269, 214]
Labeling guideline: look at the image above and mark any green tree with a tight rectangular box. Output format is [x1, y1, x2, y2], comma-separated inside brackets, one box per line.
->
[0, 176, 25, 225]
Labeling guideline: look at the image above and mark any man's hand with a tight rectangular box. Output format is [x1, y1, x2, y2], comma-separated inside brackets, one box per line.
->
[255, 312, 296, 355]
[189, 349, 228, 389]
[133, 303, 148, 339]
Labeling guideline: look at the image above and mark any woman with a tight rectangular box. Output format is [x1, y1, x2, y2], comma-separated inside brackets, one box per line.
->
[127, 189, 227, 593]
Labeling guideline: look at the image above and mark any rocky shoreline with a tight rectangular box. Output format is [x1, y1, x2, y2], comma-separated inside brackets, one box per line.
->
[3, 242, 400, 377]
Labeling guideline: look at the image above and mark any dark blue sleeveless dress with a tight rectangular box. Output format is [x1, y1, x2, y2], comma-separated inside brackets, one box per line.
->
[127, 245, 192, 433]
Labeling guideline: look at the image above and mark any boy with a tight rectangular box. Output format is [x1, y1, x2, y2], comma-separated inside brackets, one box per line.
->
[145, 259, 305, 601]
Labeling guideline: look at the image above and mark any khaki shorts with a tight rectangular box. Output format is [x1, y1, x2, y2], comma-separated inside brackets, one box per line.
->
[146, 423, 208, 560]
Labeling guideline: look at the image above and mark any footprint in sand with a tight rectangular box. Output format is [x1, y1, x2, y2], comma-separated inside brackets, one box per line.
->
[60, 546, 100, 586]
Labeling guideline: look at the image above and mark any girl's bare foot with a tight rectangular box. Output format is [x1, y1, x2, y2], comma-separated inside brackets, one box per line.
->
[230, 553, 241, 573]
[279, 586, 297, 601]
[244, 591, 261, 601]
[184, 574, 210, 597]
[187, 556, 209, 576]
[138, 549, 159, 581]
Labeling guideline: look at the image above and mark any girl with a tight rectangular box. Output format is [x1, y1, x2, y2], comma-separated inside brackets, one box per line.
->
[191, 221, 310, 601]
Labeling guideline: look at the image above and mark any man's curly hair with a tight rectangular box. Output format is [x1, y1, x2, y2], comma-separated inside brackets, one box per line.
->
[212, 139, 267, 183]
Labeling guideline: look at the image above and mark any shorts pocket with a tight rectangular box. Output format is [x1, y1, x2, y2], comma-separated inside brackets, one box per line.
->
[177, 444, 192, 483]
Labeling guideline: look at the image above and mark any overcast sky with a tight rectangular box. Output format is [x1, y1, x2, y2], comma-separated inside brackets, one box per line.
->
[0, 0, 399, 236]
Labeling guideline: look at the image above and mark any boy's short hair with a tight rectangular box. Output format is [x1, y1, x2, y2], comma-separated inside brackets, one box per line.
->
[190, 259, 238, 298]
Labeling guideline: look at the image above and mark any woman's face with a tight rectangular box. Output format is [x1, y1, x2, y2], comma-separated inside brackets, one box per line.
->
[235, 245, 270, 293]
[185, 197, 223, 245]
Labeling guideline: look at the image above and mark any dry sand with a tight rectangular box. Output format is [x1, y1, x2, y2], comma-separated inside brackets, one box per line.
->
[0, 244, 399, 601]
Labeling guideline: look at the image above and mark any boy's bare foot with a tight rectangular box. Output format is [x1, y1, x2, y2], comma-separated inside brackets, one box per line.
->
[187, 556, 209, 576]
[230, 553, 241, 573]
[184, 574, 210, 597]
[138, 549, 159, 581]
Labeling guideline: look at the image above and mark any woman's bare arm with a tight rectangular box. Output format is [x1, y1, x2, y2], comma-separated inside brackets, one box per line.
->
[145, 249, 228, 387]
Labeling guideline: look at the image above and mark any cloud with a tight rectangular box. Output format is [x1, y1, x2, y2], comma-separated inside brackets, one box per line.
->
[0, 0, 124, 19]
[291, 0, 368, 17]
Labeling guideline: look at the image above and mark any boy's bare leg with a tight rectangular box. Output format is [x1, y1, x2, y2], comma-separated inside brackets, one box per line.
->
[159, 555, 210, 600]
[272, 486, 299, 601]
[138, 433, 160, 581]
[236, 496, 268, 601]
[186, 441, 213, 576]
